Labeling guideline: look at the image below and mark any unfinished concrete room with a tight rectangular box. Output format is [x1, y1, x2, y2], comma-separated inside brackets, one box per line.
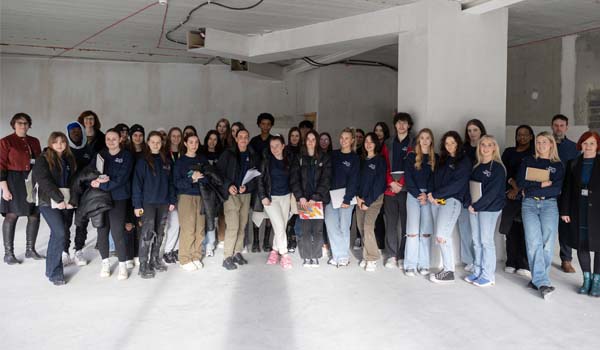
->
[1, 0, 599, 349]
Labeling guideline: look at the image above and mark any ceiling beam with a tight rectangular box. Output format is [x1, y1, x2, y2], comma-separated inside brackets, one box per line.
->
[462, 0, 527, 15]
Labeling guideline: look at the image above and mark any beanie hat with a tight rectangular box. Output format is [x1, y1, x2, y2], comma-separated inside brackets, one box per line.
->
[129, 124, 145, 137]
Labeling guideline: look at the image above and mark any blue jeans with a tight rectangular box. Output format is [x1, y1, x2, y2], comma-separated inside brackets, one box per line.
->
[324, 203, 355, 263]
[40, 206, 71, 282]
[522, 198, 559, 287]
[431, 197, 462, 272]
[203, 218, 218, 252]
[404, 193, 433, 270]
[470, 210, 501, 282]
[458, 207, 474, 265]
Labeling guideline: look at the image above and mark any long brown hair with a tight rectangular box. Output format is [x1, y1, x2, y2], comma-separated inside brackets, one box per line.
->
[165, 127, 184, 154]
[143, 131, 167, 175]
[414, 128, 436, 171]
[45, 132, 76, 174]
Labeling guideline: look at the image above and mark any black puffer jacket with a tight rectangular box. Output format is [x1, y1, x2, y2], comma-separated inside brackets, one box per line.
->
[290, 152, 332, 204]
[70, 166, 113, 228]
[190, 162, 225, 232]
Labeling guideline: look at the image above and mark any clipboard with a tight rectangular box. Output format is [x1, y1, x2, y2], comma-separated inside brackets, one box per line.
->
[469, 181, 482, 203]
[51, 188, 72, 209]
[96, 154, 105, 174]
[525, 167, 550, 182]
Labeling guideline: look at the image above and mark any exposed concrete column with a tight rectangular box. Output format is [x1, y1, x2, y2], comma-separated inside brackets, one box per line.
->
[397, 0, 508, 146]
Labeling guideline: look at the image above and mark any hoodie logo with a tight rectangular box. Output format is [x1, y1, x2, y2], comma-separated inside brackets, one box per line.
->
[115, 158, 123, 164]
[483, 170, 492, 178]
[369, 164, 376, 170]
[449, 164, 455, 170]
[342, 161, 351, 168]
[402, 146, 408, 152]
[547, 166, 556, 174]
[83, 154, 90, 159]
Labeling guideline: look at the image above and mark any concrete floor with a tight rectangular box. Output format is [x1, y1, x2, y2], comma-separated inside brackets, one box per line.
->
[1, 219, 599, 350]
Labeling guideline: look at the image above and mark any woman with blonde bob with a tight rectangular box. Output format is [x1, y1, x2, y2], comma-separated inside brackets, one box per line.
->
[403, 128, 436, 276]
[517, 131, 564, 299]
[464, 136, 506, 287]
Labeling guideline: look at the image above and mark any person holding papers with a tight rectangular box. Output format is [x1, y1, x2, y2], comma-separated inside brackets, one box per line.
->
[560, 131, 600, 297]
[290, 130, 331, 267]
[217, 128, 259, 270]
[132, 131, 176, 279]
[517, 131, 565, 299]
[33, 132, 76, 285]
[90, 129, 134, 280]
[403, 129, 437, 276]
[324, 127, 359, 267]
[257, 135, 293, 269]
[464, 136, 506, 287]
[428, 131, 471, 284]
[173, 134, 209, 271]
[356, 133, 387, 272]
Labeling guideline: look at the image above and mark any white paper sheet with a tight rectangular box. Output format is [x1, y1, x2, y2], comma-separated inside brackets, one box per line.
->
[241, 168, 261, 186]
[96, 154, 105, 173]
[329, 188, 357, 209]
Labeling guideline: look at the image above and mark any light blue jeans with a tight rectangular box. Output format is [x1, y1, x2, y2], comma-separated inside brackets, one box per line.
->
[431, 197, 462, 272]
[324, 203, 355, 263]
[458, 207, 474, 265]
[203, 217, 218, 252]
[404, 192, 433, 270]
[470, 210, 501, 282]
[521, 198, 559, 287]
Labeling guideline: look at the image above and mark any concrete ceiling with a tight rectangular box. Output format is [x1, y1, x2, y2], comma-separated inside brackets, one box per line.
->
[1, 0, 599, 64]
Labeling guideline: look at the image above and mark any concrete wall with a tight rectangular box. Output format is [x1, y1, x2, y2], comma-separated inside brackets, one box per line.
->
[507, 29, 600, 130]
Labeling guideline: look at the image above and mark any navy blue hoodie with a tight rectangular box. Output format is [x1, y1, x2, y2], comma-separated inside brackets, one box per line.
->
[404, 152, 436, 199]
[432, 155, 471, 203]
[517, 156, 564, 199]
[173, 154, 208, 196]
[93, 148, 134, 201]
[358, 155, 387, 206]
[470, 161, 506, 212]
[330, 149, 360, 205]
[132, 154, 176, 208]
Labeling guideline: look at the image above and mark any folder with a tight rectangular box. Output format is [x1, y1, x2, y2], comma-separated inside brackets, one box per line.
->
[298, 201, 324, 220]
[525, 167, 550, 182]
[470, 180, 482, 204]
[330, 188, 357, 209]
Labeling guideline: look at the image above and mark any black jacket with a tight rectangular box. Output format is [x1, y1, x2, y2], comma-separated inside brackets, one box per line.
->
[560, 155, 600, 252]
[70, 166, 113, 228]
[289, 152, 332, 204]
[255, 152, 291, 211]
[190, 162, 225, 232]
[32, 152, 74, 208]
[216, 146, 260, 201]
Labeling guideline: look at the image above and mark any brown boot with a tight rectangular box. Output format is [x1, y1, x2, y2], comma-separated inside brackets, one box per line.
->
[561, 260, 576, 273]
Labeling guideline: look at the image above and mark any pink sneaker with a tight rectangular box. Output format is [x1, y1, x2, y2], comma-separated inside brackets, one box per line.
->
[280, 254, 292, 269]
[266, 250, 280, 265]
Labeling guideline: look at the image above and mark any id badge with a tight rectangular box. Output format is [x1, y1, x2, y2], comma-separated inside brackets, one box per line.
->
[30, 159, 36, 165]
[581, 189, 589, 197]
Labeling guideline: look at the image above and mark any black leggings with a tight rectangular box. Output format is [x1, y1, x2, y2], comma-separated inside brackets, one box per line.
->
[96, 200, 128, 262]
[2, 212, 40, 244]
[578, 240, 600, 273]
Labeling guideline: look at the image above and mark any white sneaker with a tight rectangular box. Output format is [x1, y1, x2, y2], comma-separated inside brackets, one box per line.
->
[359, 260, 367, 268]
[419, 268, 430, 276]
[322, 246, 330, 258]
[242, 246, 249, 254]
[73, 250, 87, 266]
[504, 266, 516, 274]
[404, 269, 416, 277]
[217, 241, 224, 249]
[192, 260, 204, 269]
[206, 249, 214, 257]
[62, 252, 72, 266]
[365, 261, 377, 272]
[181, 262, 198, 271]
[133, 257, 140, 266]
[398, 259, 404, 271]
[125, 260, 134, 269]
[516, 269, 531, 278]
[465, 264, 475, 272]
[384, 257, 397, 269]
[117, 262, 128, 280]
[100, 259, 111, 278]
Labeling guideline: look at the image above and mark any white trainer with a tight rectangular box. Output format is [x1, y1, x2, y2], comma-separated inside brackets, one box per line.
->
[73, 250, 87, 266]
[516, 269, 531, 278]
[181, 262, 198, 271]
[133, 257, 140, 266]
[62, 251, 72, 266]
[359, 260, 367, 268]
[384, 257, 397, 269]
[100, 259, 111, 278]
[125, 260, 134, 269]
[192, 260, 204, 269]
[504, 266, 516, 274]
[365, 261, 377, 272]
[117, 262, 128, 280]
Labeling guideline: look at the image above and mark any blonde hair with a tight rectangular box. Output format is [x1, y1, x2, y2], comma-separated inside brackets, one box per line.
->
[414, 128, 435, 171]
[340, 127, 356, 153]
[535, 131, 561, 163]
[475, 135, 503, 169]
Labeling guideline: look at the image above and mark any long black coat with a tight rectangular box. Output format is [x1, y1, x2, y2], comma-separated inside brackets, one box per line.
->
[289, 152, 332, 205]
[559, 155, 600, 252]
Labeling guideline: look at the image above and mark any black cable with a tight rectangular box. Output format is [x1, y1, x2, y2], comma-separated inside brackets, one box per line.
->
[166, 0, 265, 45]
[303, 56, 397, 72]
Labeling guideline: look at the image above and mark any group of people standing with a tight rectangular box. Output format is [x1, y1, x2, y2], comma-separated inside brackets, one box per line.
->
[1, 110, 598, 300]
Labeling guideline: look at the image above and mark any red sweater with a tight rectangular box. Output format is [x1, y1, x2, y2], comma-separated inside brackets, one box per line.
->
[0, 133, 41, 181]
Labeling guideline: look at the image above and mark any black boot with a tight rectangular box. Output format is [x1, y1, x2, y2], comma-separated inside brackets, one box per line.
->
[25, 216, 44, 260]
[2, 219, 20, 265]
[263, 221, 272, 252]
[138, 262, 155, 279]
[151, 233, 168, 272]
[252, 225, 260, 253]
